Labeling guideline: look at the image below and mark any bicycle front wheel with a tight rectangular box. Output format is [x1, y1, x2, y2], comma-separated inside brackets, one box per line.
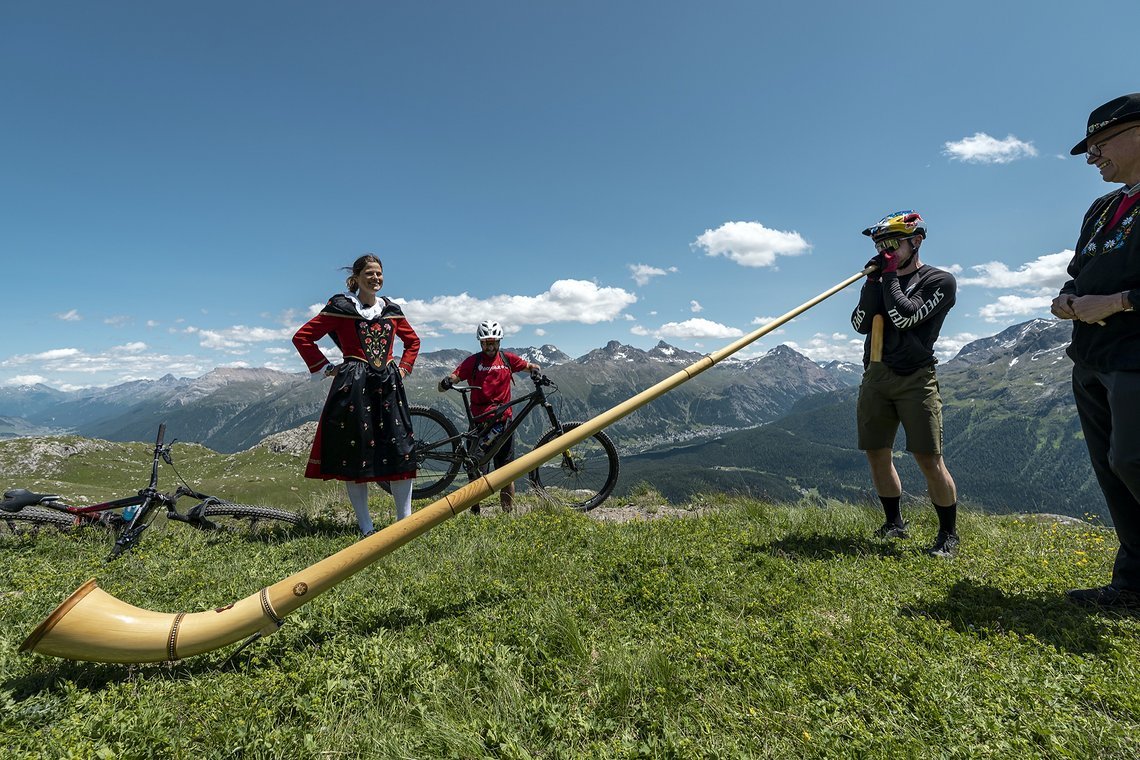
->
[528, 423, 619, 511]
[201, 501, 302, 530]
[382, 406, 463, 500]
[1, 507, 76, 534]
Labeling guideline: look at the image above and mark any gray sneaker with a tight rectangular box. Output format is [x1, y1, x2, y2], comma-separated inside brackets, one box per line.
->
[927, 530, 959, 558]
[875, 521, 910, 540]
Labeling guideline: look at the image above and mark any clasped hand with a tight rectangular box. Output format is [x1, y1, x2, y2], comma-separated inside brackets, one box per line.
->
[1051, 294, 1118, 324]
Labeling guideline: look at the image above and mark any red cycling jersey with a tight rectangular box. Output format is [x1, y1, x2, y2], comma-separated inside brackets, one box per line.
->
[453, 351, 530, 419]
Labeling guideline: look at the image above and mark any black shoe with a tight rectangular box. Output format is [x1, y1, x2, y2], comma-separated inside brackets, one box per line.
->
[926, 530, 959, 558]
[1066, 584, 1140, 610]
[470, 503, 481, 516]
[360, 528, 376, 538]
[875, 521, 909, 540]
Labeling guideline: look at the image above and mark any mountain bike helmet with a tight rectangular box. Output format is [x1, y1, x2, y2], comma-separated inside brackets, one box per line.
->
[477, 320, 504, 341]
[861, 210, 928, 240]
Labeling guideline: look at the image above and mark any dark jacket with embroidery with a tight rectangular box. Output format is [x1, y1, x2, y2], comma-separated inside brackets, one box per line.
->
[1060, 188, 1140, 371]
[851, 264, 957, 375]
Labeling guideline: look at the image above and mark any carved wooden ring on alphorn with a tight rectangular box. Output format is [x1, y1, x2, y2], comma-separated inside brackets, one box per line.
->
[21, 266, 876, 663]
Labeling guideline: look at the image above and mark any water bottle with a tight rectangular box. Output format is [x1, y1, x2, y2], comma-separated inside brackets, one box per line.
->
[122, 504, 140, 522]
[472, 422, 505, 460]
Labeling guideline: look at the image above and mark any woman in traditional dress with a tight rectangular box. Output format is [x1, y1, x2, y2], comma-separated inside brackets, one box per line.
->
[292, 254, 420, 535]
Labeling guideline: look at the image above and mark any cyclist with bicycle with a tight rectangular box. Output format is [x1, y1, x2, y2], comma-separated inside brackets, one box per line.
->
[438, 320, 541, 513]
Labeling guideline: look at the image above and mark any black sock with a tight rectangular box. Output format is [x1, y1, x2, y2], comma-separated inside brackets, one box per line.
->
[934, 503, 957, 534]
[879, 495, 902, 526]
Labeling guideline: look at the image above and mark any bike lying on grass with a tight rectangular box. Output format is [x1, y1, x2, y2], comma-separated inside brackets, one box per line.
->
[389, 371, 620, 511]
[1, 423, 302, 559]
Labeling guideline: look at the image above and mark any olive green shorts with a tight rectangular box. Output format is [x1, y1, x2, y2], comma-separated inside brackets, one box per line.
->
[856, 363, 944, 454]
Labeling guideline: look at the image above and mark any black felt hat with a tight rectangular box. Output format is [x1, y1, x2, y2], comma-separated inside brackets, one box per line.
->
[1070, 93, 1140, 155]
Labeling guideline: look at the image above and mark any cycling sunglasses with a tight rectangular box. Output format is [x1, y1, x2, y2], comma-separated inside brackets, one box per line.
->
[873, 237, 906, 253]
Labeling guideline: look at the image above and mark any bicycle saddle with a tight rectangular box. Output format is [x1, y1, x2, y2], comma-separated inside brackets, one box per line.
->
[2, 489, 61, 512]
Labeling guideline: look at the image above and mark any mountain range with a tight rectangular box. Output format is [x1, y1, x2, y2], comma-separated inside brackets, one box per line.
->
[618, 319, 1102, 521]
[0, 320, 1106, 520]
[0, 340, 860, 454]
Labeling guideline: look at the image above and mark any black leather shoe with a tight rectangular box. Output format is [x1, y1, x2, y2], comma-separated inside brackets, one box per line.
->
[1066, 584, 1140, 610]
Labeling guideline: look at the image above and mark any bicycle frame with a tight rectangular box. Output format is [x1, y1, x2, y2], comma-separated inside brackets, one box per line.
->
[2, 423, 282, 558]
[448, 374, 565, 474]
[1, 426, 175, 527]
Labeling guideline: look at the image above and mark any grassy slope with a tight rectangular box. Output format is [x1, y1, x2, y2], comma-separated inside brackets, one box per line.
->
[2, 493, 1138, 759]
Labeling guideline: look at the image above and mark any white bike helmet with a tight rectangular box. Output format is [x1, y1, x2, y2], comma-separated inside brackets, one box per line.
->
[477, 320, 504, 341]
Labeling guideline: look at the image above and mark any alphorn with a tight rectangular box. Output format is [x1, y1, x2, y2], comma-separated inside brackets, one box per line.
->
[22, 265, 877, 663]
[870, 314, 884, 363]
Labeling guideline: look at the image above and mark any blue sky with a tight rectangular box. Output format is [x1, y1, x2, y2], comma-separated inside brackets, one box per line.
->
[2, 1, 1135, 390]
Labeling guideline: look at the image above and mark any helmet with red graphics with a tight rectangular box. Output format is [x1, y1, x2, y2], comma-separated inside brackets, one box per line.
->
[861, 210, 928, 241]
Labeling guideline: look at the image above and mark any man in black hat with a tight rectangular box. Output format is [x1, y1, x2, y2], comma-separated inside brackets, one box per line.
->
[1051, 93, 1140, 610]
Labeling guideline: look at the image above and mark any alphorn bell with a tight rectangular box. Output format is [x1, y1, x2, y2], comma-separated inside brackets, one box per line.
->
[22, 264, 878, 663]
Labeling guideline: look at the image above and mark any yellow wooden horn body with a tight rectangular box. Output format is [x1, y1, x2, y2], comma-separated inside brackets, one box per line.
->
[22, 267, 873, 663]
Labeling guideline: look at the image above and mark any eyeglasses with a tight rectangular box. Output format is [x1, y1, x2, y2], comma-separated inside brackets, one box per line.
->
[874, 237, 905, 253]
[1087, 125, 1140, 159]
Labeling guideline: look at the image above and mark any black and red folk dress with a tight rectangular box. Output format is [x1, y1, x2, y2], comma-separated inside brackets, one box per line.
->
[292, 294, 420, 483]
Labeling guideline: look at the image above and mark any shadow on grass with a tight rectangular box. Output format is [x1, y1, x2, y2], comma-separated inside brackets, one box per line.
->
[196, 515, 356, 547]
[902, 580, 1121, 655]
[740, 532, 907, 561]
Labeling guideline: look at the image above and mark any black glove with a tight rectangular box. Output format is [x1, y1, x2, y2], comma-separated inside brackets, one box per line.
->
[438, 376, 454, 392]
[864, 255, 883, 281]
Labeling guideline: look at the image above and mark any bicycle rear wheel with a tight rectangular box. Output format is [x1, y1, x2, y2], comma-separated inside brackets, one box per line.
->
[528, 423, 619, 511]
[200, 500, 302, 530]
[381, 406, 464, 500]
[1, 507, 76, 534]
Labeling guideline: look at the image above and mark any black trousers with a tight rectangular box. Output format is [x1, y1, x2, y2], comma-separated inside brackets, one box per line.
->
[1073, 364, 1140, 592]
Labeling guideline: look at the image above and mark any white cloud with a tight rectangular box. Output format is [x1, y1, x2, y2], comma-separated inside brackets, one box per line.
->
[104, 315, 131, 327]
[784, 333, 865, 363]
[56, 309, 81, 322]
[3, 375, 47, 386]
[936, 332, 984, 360]
[690, 300, 703, 313]
[146, 320, 160, 328]
[651, 318, 744, 340]
[943, 133, 1038, 164]
[114, 342, 148, 353]
[751, 315, 779, 326]
[629, 264, 676, 286]
[957, 250, 1071, 323]
[2, 346, 214, 385]
[187, 325, 296, 352]
[977, 294, 1054, 322]
[958, 250, 1071, 292]
[693, 221, 810, 268]
[534, 328, 546, 337]
[402, 279, 637, 335]
[11, 348, 83, 362]
[630, 325, 651, 336]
